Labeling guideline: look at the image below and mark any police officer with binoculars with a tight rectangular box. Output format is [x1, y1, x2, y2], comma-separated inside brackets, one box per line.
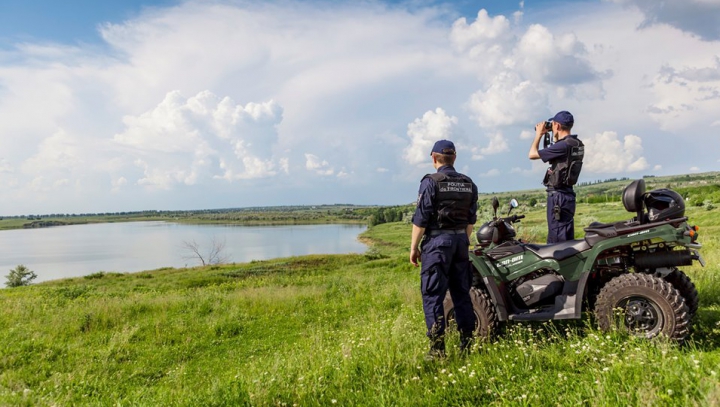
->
[528, 111, 584, 243]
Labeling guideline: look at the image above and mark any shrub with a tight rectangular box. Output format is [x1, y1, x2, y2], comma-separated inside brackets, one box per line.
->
[5, 264, 37, 287]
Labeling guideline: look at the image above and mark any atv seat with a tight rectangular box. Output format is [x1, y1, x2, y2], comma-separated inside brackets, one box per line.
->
[583, 220, 636, 238]
[583, 220, 638, 245]
[585, 221, 614, 229]
[524, 239, 590, 261]
[583, 219, 647, 238]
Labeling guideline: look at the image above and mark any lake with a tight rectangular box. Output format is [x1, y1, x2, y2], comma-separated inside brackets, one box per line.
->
[0, 222, 367, 283]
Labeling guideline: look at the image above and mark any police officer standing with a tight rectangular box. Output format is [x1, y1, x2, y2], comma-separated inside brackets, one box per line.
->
[410, 140, 478, 359]
[528, 111, 584, 243]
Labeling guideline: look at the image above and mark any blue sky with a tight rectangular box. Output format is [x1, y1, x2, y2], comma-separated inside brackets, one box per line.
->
[0, 0, 719, 215]
[0, 0, 174, 44]
[0, 0, 585, 44]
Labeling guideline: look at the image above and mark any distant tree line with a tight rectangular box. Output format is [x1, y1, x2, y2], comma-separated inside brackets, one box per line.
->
[357, 205, 414, 226]
[1, 205, 380, 222]
[576, 177, 630, 187]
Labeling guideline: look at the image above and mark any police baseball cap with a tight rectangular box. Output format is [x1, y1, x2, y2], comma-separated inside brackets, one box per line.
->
[550, 111, 574, 127]
[430, 140, 456, 155]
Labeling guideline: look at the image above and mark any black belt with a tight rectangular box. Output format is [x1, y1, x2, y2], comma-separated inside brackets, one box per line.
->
[548, 189, 572, 196]
[428, 229, 466, 236]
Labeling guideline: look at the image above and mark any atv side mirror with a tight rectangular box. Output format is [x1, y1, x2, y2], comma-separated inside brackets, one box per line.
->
[492, 197, 499, 218]
[508, 198, 519, 215]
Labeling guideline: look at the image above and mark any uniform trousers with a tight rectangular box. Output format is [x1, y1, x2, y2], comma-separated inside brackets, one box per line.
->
[420, 232, 476, 338]
[546, 190, 576, 243]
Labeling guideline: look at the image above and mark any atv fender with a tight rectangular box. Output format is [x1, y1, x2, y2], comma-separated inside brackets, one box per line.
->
[559, 271, 590, 319]
[480, 276, 509, 321]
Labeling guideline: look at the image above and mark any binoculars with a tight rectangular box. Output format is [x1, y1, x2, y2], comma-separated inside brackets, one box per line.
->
[542, 121, 553, 148]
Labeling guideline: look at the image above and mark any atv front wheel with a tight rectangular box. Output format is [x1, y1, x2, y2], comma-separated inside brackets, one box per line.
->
[443, 287, 498, 339]
[595, 273, 690, 341]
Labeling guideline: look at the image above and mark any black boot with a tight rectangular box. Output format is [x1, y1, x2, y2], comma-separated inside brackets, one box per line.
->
[459, 331, 474, 355]
[425, 337, 446, 361]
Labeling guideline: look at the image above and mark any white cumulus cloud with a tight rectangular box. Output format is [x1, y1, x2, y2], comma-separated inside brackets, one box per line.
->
[403, 108, 459, 166]
[113, 90, 285, 189]
[457, 10, 603, 132]
[305, 153, 334, 176]
[450, 9, 514, 73]
[582, 131, 649, 173]
[514, 25, 599, 86]
[471, 132, 510, 160]
[519, 130, 534, 140]
[468, 72, 548, 129]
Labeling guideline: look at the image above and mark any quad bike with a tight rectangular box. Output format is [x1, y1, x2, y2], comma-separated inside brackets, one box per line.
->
[444, 179, 704, 341]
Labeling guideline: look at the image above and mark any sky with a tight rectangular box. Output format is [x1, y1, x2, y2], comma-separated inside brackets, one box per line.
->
[0, 0, 719, 216]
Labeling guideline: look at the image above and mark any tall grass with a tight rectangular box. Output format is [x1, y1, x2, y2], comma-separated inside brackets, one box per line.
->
[0, 205, 718, 406]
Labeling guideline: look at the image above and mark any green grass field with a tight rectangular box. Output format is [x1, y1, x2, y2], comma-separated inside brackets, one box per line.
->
[0, 202, 718, 406]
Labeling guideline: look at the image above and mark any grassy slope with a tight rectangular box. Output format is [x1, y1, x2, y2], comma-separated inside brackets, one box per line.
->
[0, 204, 719, 406]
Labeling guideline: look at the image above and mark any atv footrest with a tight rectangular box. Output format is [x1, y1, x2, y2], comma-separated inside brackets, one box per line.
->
[508, 293, 580, 321]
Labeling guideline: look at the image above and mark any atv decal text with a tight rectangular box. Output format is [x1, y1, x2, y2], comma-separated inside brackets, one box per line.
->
[626, 230, 651, 238]
[495, 254, 524, 268]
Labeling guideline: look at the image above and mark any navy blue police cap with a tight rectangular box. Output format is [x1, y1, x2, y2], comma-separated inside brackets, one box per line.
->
[430, 139, 456, 155]
[550, 111, 574, 127]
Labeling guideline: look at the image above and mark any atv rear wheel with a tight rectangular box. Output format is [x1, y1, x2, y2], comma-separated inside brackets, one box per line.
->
[595, 273, 690, 341]
[443, 287, 498, 340]
[664, 268, 699, 317]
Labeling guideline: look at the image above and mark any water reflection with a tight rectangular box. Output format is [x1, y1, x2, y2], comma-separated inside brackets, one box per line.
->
[0, 222, 367, 283]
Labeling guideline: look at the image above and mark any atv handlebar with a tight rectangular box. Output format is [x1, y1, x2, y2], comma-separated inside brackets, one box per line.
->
[493, 214, 525, 226]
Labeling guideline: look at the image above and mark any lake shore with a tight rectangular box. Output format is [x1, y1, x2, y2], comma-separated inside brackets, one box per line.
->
[0, 222, 367, 284]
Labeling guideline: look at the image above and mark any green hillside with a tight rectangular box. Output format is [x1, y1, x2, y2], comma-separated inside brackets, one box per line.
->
[483, 171, 720, 208]
[1, 198, 718, 405]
